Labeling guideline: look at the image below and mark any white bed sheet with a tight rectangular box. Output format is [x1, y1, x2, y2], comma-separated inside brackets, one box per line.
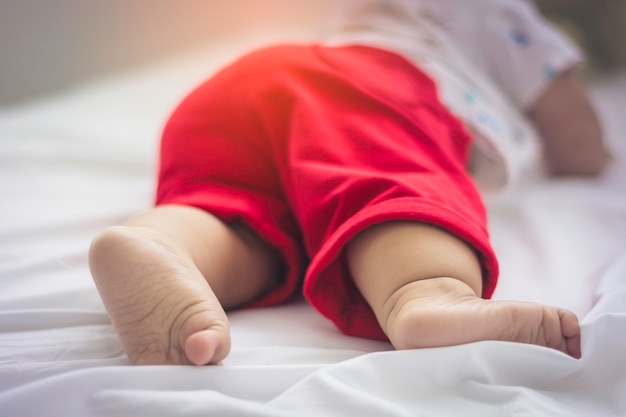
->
[1, 39, 625, 417]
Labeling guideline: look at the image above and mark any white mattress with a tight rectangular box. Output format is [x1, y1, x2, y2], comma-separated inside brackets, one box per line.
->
[1, 39, 625, 416]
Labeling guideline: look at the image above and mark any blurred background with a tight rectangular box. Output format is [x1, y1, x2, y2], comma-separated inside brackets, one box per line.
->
[0, 0, 335, 107]
[534, 0, 626, 73]
[0, 0, 624, 107]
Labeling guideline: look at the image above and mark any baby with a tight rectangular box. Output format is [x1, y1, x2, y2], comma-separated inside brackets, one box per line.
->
[89, 0, 610, 365]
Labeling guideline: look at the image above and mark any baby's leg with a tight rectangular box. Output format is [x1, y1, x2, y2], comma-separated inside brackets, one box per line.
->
[529, 69, 611, 177]
[347, 221, 581, 358]
[89, 204, 283, 365]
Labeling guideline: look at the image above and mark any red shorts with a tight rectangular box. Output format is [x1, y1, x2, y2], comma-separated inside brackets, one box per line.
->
[156, 44, 499, 341]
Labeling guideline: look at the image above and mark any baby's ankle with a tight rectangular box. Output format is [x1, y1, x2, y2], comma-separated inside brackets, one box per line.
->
[381, 277, 479, 348]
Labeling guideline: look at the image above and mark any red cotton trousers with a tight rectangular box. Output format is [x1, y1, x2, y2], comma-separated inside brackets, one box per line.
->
[156, 44, 499, 341]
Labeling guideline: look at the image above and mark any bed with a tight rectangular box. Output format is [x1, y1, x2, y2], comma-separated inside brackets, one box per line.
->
[1, 32, 626, 416]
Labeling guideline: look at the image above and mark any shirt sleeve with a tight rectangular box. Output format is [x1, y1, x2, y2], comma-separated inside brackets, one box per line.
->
[420, 0, 584, 109]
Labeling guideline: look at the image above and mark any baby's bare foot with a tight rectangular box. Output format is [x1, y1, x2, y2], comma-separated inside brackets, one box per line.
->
[89, 226, 231, 365]
[384, 277, 581, 358]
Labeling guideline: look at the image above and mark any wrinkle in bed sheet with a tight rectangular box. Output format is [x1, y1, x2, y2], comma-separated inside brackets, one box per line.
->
[1, 41, 625, 417]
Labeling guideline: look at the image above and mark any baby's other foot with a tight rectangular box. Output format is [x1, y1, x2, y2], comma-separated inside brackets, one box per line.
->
[89, 226, 231, 365]
[384, 277, 581, 358]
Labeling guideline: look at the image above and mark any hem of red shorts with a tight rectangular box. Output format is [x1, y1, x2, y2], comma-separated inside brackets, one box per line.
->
[155, 193, 304, 309]
[303, 196, 499, 341]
